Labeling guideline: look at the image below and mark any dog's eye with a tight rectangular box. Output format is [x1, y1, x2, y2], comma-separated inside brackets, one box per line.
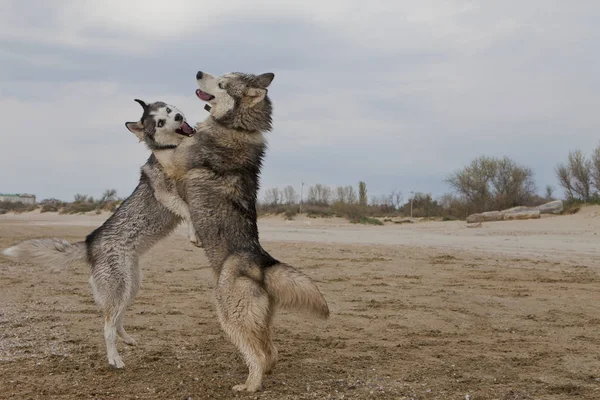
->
[157, 119, 165, 128]
[166, 108, 171, 114]
[218, 82, 225, 89]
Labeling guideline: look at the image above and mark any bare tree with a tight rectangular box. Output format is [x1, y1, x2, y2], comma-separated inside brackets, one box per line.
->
[370, 194, 396, 210]
[346, 186, 358, 204]
[391, 189, 403, 209]
[545, 185, 554, 200]
[282, 185, 298, 205]
[370, 194, 393, 207]
[264, 187, 281, 206]
[73, 194, 88, 203]
[307, 186, 316, 204]
[100, 189, 117, 203]
[447, 156, 535, 212]
[307, 184, 332, 206]
[555, 163, 574, 200]
[335, 186, 347, 204]
[446, 156, 497, 212]
[568, 150, 592, 200]
[490, 157, 536, 208]
[592, 145, 600, 194]
[334, 186, 357, 204]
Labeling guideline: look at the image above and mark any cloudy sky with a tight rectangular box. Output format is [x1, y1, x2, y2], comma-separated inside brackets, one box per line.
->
[1, 0, 599, 202]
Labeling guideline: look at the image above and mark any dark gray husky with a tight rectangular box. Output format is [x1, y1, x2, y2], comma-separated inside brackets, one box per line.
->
[140, 71, 330, 392]
[3, 101, 197, 369]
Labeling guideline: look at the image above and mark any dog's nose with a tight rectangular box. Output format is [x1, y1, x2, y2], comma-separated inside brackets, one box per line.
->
[196, 71, 203, 80]
[174, 113, 183, 122]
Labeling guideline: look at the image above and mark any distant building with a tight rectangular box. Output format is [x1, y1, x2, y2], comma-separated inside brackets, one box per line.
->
[0, 193, 36, 205]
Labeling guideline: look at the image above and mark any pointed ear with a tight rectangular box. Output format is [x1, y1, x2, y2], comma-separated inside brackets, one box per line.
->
[134, 99, 148, 110]
[244, 87, 267, 106]
[257, 73, 274, 88]
[125, 121, 145, 142]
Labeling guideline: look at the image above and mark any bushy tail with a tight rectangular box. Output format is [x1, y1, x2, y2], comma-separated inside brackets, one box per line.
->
[2, 238, 87, 269]
[264, 263, 330, 319]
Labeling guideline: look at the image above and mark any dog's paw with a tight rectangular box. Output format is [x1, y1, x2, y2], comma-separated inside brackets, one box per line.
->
[189, 235, 203, 248]
[108, 356, 125, 369]
[121, 335, 137, 346]
[232, 383, 260, 392]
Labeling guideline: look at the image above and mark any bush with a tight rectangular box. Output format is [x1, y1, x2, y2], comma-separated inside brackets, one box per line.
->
[40, 204, 59, 213]
[306, 206, 334, 218]
[284, 208, 297, 220]
[442, 215, 458, 221]
[0, 201, 37, 213]
[562, 197, 600, 215]
[351, 216, 383, 225]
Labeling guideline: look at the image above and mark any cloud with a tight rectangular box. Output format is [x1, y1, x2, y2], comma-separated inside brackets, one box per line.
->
[1, 1, 599, 202]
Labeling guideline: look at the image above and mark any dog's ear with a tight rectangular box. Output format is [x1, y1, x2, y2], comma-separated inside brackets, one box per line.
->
[134, 99, 148, 110]
[125, 121, 145, 142]
[244, 88, 267, 106]
[257, 73, 274, 88]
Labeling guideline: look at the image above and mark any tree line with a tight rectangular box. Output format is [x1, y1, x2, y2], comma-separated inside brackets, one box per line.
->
[260, 143, 600, 221]
[4, 144, 598, 220]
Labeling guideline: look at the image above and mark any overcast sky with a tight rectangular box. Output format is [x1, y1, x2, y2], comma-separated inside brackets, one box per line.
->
[1, 0, 599, 202]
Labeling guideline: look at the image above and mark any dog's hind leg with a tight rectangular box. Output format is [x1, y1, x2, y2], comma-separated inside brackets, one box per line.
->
[92, 265, 136, 369]
[116, 311, 137, 346]
[264, 315, 278, 375]
[104, 307, 125, 368]
[116, 261, 141, 346]
[215, 262, 271, 392]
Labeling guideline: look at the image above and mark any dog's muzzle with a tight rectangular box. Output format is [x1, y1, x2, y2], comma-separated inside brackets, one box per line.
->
[175, 121, 196, 137]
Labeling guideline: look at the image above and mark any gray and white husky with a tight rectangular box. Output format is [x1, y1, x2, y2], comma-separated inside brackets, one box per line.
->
[143, 71, 330, 392]
[2, 101, 197, 369]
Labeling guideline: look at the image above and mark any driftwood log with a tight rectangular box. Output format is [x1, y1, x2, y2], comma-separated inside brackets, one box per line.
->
[537, 200, 563, 214]
[466, 200, 562, 223]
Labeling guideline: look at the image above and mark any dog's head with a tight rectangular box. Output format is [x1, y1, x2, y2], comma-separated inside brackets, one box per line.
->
[195, 71, 274, 132]
[125, 100, 195, 149]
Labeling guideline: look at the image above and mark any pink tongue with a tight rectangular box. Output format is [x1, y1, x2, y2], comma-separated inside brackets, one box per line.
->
[181, 122, 194, 134]
[196, 89, 213, 101]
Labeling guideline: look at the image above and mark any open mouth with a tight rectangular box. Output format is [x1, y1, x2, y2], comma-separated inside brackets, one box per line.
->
[175, 121, 195, 137]
[195, 89, 215, 101]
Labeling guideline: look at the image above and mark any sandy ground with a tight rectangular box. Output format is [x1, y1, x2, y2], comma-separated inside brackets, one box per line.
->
[1, 208, 600, 399]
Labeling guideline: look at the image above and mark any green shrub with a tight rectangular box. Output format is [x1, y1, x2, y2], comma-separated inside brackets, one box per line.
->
[351, 216, 383, 225]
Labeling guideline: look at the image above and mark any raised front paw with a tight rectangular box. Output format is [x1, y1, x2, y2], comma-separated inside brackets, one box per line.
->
[190, 234, 203, 248]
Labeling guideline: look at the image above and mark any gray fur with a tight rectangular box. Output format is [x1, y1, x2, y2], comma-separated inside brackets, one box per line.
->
[148, 71, 330, 392]
[2, 102, 193, 368]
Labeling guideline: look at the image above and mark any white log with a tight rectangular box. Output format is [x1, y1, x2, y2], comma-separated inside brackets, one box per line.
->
[536, 200, 563, 214]
[503, 210, 540, 220]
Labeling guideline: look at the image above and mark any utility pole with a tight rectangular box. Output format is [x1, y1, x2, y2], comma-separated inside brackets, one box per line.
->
[300, 182, 305, 217]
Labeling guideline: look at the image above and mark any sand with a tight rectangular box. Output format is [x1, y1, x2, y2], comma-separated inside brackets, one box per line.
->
[1, 208, 600, 399]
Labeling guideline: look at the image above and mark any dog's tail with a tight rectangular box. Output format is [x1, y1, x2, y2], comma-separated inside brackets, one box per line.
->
[2, 238, 88, 269]
[264, 263, 330, 319]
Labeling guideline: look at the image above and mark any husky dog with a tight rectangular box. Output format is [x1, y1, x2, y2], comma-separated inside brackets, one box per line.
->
[125, 99, 201, 247]
[142, 71, 330, 392]
[2, 101, 197, 369]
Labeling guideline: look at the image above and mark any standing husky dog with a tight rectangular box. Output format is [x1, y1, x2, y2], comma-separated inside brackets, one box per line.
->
[125, 99, 201, 247]
[2, 101, 197, 369]
[143, 71, 329, 392]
